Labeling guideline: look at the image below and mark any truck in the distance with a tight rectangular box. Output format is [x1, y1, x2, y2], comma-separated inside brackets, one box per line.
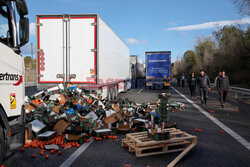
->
[145, 51, 171, 89]
[0, 0, 29, 162]
[130, 55, 145, 88]
[36, 14, 130, 100]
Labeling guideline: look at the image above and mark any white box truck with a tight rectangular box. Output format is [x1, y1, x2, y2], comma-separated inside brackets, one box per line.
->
[36, 14, 130, 99]
[0, 0, 29, 162]
[130, 55, 145, 88]
[130, 55, 145, 79]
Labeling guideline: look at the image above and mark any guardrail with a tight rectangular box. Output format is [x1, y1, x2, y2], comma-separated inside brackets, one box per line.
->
[211, 84, 250, 98]
[229, 86, 250, 98]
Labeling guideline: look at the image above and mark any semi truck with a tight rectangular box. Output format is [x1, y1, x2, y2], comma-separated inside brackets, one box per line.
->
[145, 51, 171, 89]
[130, 55, 145, 88]
[0, 0, 29, 162]
[36, 14, 130, 100]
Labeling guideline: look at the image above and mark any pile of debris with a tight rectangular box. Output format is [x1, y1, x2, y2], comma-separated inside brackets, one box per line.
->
[24, 83, 185, 152]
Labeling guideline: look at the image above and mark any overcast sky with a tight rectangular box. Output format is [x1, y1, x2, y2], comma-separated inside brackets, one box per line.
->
[21, 0, 250, 62]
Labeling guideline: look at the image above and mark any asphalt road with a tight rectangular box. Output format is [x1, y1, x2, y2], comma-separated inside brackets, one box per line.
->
[3, 83, 250, 167]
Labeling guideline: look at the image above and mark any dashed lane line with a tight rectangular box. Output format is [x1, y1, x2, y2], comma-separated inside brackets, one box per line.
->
[171, 86, 250, 151]
[137, 89, 143, 94]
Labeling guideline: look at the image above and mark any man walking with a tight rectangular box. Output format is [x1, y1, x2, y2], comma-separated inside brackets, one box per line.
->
[216, 70, 229, 108]
[181, 73, 185, 88]
[188, 72, 197, 99]
[177, 75, 180, 87]
[197, 70, 211, 107]
[214, 71, 222, 100]
[214, 71, 221, 87]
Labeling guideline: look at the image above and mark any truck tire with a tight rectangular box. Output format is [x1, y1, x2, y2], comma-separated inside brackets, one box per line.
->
[0, 123, 7, 163]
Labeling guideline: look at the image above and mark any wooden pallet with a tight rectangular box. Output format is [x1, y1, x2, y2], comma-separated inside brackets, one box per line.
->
[122, 128, 197, 167]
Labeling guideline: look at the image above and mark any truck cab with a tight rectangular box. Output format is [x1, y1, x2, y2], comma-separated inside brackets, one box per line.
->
[0, 0, 29, 162]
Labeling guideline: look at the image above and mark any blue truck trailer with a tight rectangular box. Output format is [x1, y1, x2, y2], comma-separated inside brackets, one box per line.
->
[145, 51, 171, 88]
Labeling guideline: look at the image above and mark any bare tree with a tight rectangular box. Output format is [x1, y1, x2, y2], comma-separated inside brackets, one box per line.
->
[233, 0, 250, 16]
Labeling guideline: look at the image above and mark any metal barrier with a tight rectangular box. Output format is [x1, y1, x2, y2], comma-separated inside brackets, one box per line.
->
[229, 86, 250, 98]
[211, 84, 250, 98]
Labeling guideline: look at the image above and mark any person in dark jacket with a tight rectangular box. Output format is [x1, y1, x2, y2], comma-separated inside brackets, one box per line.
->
[197, 70, 211, 107]
[188, 72, 197, 99]
[181, 73, 185, 88]
[214, 71, 222, 101]
[177, 75, 181, 87]
[216, 70, 229, 108]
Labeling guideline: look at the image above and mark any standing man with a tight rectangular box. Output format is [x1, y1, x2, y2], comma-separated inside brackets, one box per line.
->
[188, 72, 197, 99]
[197, 70, 211, 107]
[214, 71, 222, 100]
[216, 70, 229, 108]
[181, 73, 185, 88]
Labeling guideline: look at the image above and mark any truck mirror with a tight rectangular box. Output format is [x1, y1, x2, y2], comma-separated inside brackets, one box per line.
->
[16, 0, 28, 16]
[19, 17, 29, 46]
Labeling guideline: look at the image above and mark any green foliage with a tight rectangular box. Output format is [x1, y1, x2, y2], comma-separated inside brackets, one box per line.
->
[24, 56, 36, 70]
[183, 50, 197, 72]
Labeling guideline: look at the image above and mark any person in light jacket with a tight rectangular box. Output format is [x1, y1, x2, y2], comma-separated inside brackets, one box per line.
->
[216, 70, 229, 108]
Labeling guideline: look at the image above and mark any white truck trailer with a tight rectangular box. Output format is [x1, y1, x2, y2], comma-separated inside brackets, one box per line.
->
[0, 0, 29, 162]
[130, 55, 145, 79]
[130, 55, 145, 88]
[36, 14, 130, 99]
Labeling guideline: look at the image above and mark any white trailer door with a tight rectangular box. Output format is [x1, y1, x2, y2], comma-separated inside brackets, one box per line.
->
[37, 17, 65, 83]
[69, 17, 97, 84]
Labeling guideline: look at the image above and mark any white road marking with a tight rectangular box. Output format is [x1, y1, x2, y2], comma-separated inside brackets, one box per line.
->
[137, 89, 143, 94]
[59, 138, 94, 167]
[171, 86, 250, 151]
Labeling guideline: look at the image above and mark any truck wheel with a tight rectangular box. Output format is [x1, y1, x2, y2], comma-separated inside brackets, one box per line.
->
[0, 123, 7, 163]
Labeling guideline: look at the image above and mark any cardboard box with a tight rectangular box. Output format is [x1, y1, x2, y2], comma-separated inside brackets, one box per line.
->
[115, 112, 124, 121]
[53, 119, 70, 135]
[65, 134, 82, 141]
[118, 124, 130, 132]
[103, 114, 117, 124]
[29, 119, 46, 136]
[112, 103, 121, 112]
[52, 105, 61, 114]
[25, 124, 32, 140]
[37, 131, 56, 141]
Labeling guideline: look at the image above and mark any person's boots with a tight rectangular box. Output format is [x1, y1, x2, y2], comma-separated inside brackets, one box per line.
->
[221, 103, 224, 108]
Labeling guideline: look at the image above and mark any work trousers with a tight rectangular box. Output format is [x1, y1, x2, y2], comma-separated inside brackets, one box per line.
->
[218, 90, 228, 104]
[189, 86, 196, 98]
[199, 88, 208, 104]
[181, 80, 185, 88]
